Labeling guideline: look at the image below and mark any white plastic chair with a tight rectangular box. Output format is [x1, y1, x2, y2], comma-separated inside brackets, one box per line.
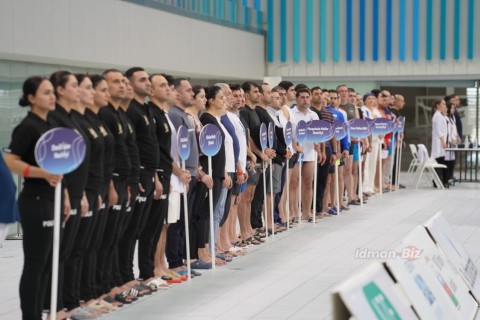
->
[407, 144, 420, 174]
[412, 144, 447, 189]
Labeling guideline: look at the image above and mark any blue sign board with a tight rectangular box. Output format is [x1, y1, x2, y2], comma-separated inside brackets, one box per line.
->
[199, 124, 222, 157]
[35, 128, 86, 175]
[307, 120, 334, 143]
[268, 122, 275, 148]
[333, 119, 348, 140]
[284, 121, 293, 147]
[177, 125, 190, 161]
[259, 123, 268, 150]
[348, 119, 371, 139]
[295, 120, 307, 144]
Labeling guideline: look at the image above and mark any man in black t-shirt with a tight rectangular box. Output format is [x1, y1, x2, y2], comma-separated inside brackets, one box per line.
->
[239, 81, 274, 238]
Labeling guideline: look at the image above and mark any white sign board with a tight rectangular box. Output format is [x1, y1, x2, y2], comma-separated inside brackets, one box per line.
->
[424, 212, 480, 303]
[332, 262, 417, 320]
[386, 226, 475, 319]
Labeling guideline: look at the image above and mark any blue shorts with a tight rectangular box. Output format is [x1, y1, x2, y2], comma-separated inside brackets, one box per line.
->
[353, 143, 359, 161]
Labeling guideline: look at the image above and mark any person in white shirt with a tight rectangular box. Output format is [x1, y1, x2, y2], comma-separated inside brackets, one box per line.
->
[431, 99, 448, 186]
[289, 87, 319, 221]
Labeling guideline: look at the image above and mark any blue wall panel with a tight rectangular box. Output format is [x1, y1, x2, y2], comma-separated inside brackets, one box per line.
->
[468, 0, 475, 59]
[399, 0, 405, 61]
[386, 0, 392, 61]
[293, 0, 300, 62]
[426, 0, 433, 60]
[267, 0, 273, 62]
[280, 0, 287, 62]
[453, 0, 460, 60]
[320, 0, 327, 62]
[440, 0, 447, 60]
[412, 0, 419, 61]
[372, 0, 379, 61]
[333, 0, 339, 62]
[346, 0, 353, 61]
[306, 0, 313, 62]
[359, 0, 365, 61]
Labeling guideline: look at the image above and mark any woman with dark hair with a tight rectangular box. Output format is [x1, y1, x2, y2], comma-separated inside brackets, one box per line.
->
[196, 86, 229, 266]
[431, 99, 449, 187]
[3, 76, 63, 320]
[445, 101, 461, 184]
[61, 74, 110, 314]
[185, 84, 214, 267]
[81, 75, 119, 309]
[48, 70, 93, 319]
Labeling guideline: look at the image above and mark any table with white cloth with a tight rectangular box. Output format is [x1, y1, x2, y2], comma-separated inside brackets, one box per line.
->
[445, 147, 480, 182]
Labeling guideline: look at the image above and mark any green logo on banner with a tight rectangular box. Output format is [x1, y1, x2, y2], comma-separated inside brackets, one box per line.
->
[362, 282, 402, 320]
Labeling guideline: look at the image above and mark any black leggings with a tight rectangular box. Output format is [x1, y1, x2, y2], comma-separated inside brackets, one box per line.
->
[194, 177, 223, 248]
[83, 185, 109, 300]
[118, 170, 155, 283]
[18, 192, 54, 320]
[138, 174, 170, 280]
[63, 190, 99, 310]
[96, 176, 127, 294]
[165, 177, 196, 269]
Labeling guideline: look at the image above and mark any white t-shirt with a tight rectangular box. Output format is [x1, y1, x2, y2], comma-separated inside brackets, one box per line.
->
[431, 111, 447, 159]
[290, 105, 319, 162]
[217, 116, 235, 173]
[227, 111, 247, 171]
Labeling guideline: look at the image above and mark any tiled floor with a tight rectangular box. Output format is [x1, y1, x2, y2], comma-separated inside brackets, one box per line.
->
[1, 176, 479, 320]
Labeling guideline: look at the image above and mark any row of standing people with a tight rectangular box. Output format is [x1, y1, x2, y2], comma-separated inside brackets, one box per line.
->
[4, 70, 407, 320]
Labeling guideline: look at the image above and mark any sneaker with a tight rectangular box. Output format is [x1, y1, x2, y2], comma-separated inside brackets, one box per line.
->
[327, 206, 339, 215]
[191, 259, 212, 270]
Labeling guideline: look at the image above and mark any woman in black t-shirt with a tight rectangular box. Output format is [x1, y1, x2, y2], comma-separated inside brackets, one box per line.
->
[4, 77, 63, 320]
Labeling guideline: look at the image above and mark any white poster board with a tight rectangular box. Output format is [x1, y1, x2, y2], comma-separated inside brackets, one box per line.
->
[424, 212, 480, 303]
[332, 262, 417, 320]
[386, 226, 476, 319]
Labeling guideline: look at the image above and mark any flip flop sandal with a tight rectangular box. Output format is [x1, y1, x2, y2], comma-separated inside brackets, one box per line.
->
[128, 288, 140, 299]
[246, 237, 261, 245]
[114, 291, 133, 304]
[216, 253, 232, 262]
[145, 278, 170, 290]
[133, 283, 153, 295]
[234, 241, 248, 248]
[103, 295, 123, 308]
[96, 299, 119, 311]
[70, 306, 100, 320]
[85, 301, 111, 314]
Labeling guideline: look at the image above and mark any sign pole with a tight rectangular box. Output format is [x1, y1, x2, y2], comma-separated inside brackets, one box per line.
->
[262, 160, 268, 239]
[269, 158, 274, 236]
[389, 134, 396, 192]
[286, 157, 290, 230]
[358, 141, 364, 207]
[298, 156, 302, 225]
[312, 150, 318, 223]
[208, 156, 215, 269]
[177, 125, 191, 280]
[378, 140, 383, 196]
[397, 138, 403, 190]
[182, 159, 191, 281]
[335, 160, 340, 215]
[49, 182, 62, 316]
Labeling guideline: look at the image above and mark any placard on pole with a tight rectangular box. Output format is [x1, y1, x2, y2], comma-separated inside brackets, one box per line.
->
[35, 128, 86, 316]
[198, 124, 222, 270]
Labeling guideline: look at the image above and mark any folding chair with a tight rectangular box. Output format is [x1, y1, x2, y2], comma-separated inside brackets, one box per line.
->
[407, 144, 420, 174]
[412, 144, 447, 189]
